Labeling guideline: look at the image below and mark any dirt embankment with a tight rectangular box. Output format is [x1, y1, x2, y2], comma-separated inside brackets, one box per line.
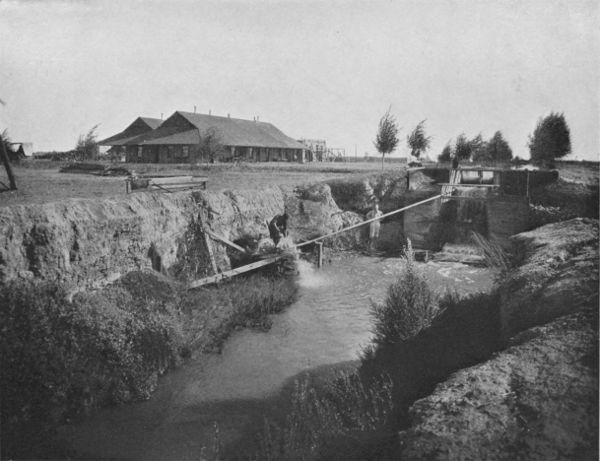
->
[397, 218, 599, 460]
[0, 184, 363, 290]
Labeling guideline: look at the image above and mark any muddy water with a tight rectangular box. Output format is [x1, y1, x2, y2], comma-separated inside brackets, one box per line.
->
[58, 255, 494, 460]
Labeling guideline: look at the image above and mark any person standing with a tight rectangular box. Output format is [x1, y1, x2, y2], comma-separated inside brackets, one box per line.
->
[366, 202, 383, 250]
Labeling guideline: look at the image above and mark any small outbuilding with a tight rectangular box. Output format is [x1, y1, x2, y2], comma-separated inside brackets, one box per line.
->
[7, 142, 33, 162]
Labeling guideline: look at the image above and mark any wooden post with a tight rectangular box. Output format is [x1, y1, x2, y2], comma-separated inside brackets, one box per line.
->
[526, 171, 530, 202]
[316, 241, 323, 268]
[0, 138, 17, 190]
[198, 212, 218, 276]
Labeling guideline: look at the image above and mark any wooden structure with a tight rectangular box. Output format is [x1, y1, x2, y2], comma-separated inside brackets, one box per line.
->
[126, 175, 207, 193]
[102, 111, 308, 164]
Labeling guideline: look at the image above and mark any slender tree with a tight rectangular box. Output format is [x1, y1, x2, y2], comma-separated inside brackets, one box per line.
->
[406, 119, 432, 159]
[374, 107, 399, 171]
[454, 133, 471, 161]
[75, 124, 100, 160]
[528, 112, 571, 167]
[438, 142, 453, 162]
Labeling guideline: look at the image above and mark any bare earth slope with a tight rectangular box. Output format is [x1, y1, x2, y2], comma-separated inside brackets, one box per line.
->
[398, 309, 598, 461]
[398, 218, 599, 460]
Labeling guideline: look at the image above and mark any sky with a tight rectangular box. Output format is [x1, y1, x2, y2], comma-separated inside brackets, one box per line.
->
[0, 0, 598, 160]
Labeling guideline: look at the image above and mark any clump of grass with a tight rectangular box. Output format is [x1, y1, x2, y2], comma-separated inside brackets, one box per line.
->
[369, 241, 438, 346]
[228, 273, 299, 330]
[258, 371, 393, 461]
[471, 231, 514, 274]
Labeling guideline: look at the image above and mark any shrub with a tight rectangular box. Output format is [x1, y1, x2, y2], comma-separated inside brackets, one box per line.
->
[0, 278, 185, 458]
[258, 372, 393, 461]
[369, 242, 438, 345]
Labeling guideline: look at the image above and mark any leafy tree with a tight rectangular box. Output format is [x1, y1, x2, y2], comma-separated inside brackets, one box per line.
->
[453, 133, 485, 162]
[198, 127, 224, 163]
[528, 112, 571, 167]
[406, 119, 432, 159]
[74, 125, 100, 160]
[374, 107, 399, 171]
[486, 131, 513, 163]
[438, 142, 453, 162]
[469, 131, 514, 164]
[469, 133, 485, 160]
[454, 133, 471, 161]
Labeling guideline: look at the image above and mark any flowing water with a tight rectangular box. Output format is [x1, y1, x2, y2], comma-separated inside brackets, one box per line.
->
[58, 255, 494, 460]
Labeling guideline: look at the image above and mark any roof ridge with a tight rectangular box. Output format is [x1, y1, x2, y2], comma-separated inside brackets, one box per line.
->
[177, 111, 269, 124]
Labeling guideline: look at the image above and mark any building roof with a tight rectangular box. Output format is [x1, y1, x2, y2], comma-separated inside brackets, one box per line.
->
[127, 111, 305, 149]
[9, 142, 33, 156]
[98, 117, 163, 146]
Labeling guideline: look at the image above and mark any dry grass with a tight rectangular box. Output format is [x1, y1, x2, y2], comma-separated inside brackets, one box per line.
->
[0, 161, 406, 207]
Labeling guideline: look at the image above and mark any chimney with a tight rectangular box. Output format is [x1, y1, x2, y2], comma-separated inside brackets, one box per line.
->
[209, 109, 212, 115]
[194, 105, 197, 113]
[227, 113, 230, 118]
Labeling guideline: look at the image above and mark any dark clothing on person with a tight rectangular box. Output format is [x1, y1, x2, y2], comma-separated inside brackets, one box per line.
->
[268, 214, 288, 245]
[451, 156, 459, 169]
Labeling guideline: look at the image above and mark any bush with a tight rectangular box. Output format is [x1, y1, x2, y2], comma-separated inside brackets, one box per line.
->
[259, 372, 393, 461]
[369, 242, 438, 346]
[0, 278, 185, 458]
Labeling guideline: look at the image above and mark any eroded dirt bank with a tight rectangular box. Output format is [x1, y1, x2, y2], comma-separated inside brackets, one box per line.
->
[396, 218, 598, 460]
[0, 184, 363, 290]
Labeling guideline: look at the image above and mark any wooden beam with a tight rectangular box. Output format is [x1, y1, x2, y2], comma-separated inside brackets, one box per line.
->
[188, 256, 283, 289]
[296, 194, 442, 248]
[205, 229, 247, 254]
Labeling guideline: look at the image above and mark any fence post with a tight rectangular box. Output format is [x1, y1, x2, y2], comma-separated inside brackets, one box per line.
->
[316, 242, 323, 268]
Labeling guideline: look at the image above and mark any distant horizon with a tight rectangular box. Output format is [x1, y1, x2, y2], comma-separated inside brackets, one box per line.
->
[1, 0, 598, 161]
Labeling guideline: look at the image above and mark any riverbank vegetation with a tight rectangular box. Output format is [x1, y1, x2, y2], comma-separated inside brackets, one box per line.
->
[225, 247, 503, 460]
[0, 269, 297, 459]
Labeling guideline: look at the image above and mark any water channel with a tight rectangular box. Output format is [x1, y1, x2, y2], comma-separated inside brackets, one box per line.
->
[58, 255, 494, 460]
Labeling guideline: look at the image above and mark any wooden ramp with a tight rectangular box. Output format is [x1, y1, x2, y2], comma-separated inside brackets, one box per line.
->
[188, 256, 285, 289]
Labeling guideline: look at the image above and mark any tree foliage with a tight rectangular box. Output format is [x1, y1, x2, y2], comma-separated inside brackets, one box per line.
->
[0, 129, 12, 157]
[74, 124, 100, 160]
[528, 112, 571, 167]
[370, 242, 437, 345]
[198, 127, 224, 163]
[406, 120, 432, 159]
[374, 108, 399, 170]
[438, 142, 453, 162]
[472, 131, 513, 163]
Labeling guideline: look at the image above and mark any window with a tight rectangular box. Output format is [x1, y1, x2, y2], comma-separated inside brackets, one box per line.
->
[137, 146, 142, 159]
[182, 146, 189, 158]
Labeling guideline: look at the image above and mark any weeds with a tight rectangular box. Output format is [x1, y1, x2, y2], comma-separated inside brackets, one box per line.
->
[471, 231, 514, 274]
[258, 371, 393, 461]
